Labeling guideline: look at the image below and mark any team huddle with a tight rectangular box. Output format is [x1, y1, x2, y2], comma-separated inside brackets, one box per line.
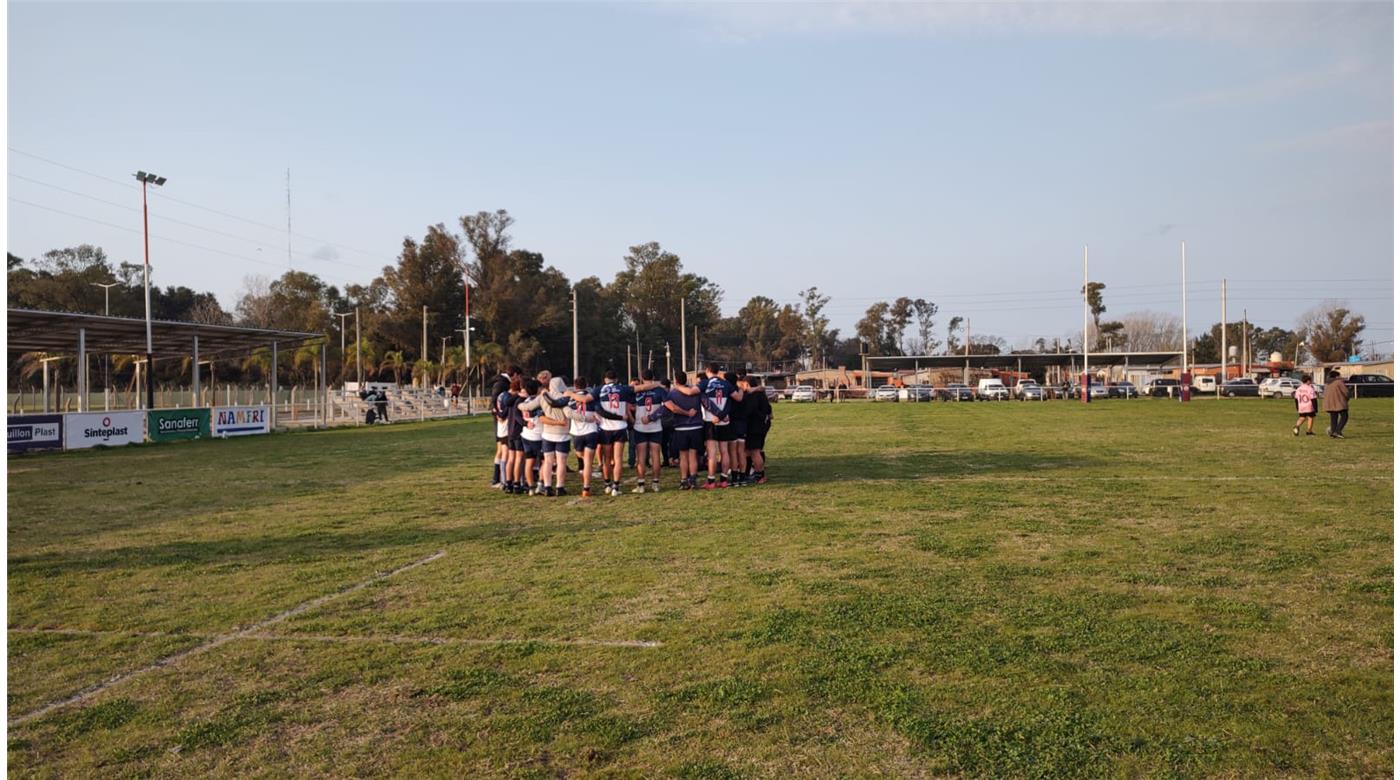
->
[490, 363, 773, 497]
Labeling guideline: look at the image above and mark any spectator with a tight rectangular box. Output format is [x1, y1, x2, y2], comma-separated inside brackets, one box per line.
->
[1323, 371, 1350, 438]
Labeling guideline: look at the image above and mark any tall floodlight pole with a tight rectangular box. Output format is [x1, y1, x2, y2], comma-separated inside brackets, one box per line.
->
[422, 305, 429, 367]
[355, 307, 362, 386]
[666, 342, 672, 378]
[134, 171, 166, 410]
[333, 311, 351, 388]
[680, 297, 687, 377]
[1082, 245, 1090, 403]
[463, 269, 473, 406]
[571, 286, 579, 380]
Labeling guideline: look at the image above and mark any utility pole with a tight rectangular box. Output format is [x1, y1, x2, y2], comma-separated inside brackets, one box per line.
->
[571, 286, 579, 380]
[1242, 308, 1248, 380]
[626, 345, 632, 383]
[94, 281, 119, 399]
[1181, 241, 1188, 395]
[1219, 279, 1226, 396]
[422, 305, 428, 366]
[693, 326, 699, 373]
[666, 342, 672, 378]
[355, 307, 362, 386]
[680, 297, 687, 377]
[333, 311, 351, 389]
[463, 269, 472, 404]
[1082, 245, 1090, 403]
[963, 316, 970, 385]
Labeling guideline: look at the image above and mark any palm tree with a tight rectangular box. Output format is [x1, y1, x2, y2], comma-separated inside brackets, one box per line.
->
[379, 351, 406, 386]
[293, 343, 322, 390]
[411, 359, 436, 388]
[440, 346, 465, 385]
[242, 348, 272, 382]
[471, 342, 504, 396]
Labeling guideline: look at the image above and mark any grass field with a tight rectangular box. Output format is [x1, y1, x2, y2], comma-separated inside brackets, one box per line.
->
[7, 399, 1393, 777]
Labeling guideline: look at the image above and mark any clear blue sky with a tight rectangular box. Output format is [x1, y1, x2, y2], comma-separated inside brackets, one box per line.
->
[8, 2, 1394, 352]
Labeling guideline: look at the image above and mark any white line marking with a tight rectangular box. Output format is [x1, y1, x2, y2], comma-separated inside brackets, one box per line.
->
[9, 627, 662, 650]
[10, 550, 446, 728]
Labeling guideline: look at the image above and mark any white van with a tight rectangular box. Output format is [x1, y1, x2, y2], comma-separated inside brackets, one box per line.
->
[976, 378, 1010, 400]
[1192, 374, 1217, 393]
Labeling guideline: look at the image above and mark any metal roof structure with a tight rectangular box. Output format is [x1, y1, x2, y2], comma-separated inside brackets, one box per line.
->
[862, 351, 1186, 371]
[7, 309, 323, 357]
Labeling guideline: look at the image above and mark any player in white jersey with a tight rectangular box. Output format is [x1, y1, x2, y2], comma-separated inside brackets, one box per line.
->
[631, 370, 667, 493]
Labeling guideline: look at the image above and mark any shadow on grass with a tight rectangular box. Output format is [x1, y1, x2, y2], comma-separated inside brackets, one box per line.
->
[773, 450, 1101, 484]
[9, 514, 649, 576]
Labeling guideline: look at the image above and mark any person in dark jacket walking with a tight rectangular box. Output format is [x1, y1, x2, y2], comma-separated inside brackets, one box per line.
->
[1323, 371, 1350, 438]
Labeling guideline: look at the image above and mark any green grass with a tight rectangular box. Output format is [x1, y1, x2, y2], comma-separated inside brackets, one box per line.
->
[7, 399, 1393, 777]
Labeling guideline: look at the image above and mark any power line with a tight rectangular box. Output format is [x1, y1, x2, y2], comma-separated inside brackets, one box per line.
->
[9, 173, 376, 272]
[8, 146, 384, 259]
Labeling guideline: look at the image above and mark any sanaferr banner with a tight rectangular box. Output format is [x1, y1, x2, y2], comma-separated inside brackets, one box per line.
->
[7, 414, 64, 454]
[147, 408, 211, 442]
[212, 405, 270, 437]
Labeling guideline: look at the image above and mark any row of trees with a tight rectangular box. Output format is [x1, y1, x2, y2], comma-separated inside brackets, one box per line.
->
[7, 218, 1374, 392]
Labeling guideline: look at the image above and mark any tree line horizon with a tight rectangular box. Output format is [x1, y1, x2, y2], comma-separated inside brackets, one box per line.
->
[7, 209, 1370, 391]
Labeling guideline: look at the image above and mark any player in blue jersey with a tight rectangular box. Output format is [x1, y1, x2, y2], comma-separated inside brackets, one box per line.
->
[665, 371, 704, 489]
[591, 370, 634, 496]
[699, 363, 743, 489]
[631, 369, 668, 493]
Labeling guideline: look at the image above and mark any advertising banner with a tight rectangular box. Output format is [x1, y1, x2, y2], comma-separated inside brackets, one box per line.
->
[212, 405, 270, 437]
[64, 411, 144, 450]
[8, 414, 64, 454]
[147, 408, 210, 443]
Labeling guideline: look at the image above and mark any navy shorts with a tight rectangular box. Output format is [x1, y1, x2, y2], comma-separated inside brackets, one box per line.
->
[633, 430, 662, 445]
[507, 437, 524, 452]
[711, 423, 736, 442]
[599, 428, 628, 446]
[496, 436, 508, 444]
[730, 420, 748, 439]
[673, 427, 703, 452]
[745, 425, 769, 451]
[543, 438, 571, 454]
[573, 432, 599, 451]
[521, 439, 543, 459]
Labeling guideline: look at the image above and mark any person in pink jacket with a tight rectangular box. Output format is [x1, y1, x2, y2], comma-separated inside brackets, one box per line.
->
[1292, 375, 1318, 436]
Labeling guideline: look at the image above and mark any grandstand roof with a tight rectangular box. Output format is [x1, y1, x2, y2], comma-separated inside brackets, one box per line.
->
[7, 309, 322, 357]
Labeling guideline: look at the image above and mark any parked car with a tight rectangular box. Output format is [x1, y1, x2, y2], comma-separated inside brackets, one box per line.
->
[790, 385, 817, 402]
[1221, 378, 1259, 397]
[1258, 377, 1300, 399]
[1108, 382, 1139, 399]
[1145, 377, 1179, 398]
[941, 383, 975, 402]
[906, 385, 935, 402]
[976, 378, 1010, 401]
[1014, 380, 1044, 400]
[763, 386, 781, 402]
[1192, 374, 1217, 393]
[1088, 383, 1110, 399]
[1346, 373, 1395, 398]
[873, 385, 900, 402]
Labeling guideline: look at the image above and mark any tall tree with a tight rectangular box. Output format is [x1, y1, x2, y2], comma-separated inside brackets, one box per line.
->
[946, 316, 964, 355]
[1081, 281, 1107, 330]
[610, 242, 721, 364]
[798, 287, 838, 367]
[737, 296, 782, 364]
[1300, 304, 1365, 363]
[909, 298, 940, 355]
[856, 302, 891, 356]
[375, 225, 466, 360]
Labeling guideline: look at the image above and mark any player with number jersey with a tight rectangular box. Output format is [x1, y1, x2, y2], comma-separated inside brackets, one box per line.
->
[700, 363, 743, 489]
[590, 370, 633, 496]
[539, 377, 573, 496]
[631, 369, 667, 493]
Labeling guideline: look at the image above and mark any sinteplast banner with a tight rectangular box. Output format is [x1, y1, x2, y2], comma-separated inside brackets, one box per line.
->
[212, 405, 270, 437]
[64, 411, 144, 450]
[7, 414, 64, 454]
[147, 408, 210, 443]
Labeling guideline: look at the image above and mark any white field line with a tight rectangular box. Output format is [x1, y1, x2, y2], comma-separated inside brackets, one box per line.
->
[885, 475, 1391, 483]
[9, 626, 662, 650]
[9, 550, 446, 728]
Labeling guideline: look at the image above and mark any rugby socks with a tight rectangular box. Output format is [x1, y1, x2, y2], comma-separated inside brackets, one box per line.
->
[492, 462, 502, 485]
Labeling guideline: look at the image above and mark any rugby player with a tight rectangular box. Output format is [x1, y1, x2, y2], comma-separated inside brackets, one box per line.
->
[699, 363, 743, 489]
[631, 370, 667, 493]
[665, 371, 703, 489]
[564, 375, 601, 498]
[736, 375, 772, 483]
[539, 377, 573, 496]
[518, 378, 544, 495]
